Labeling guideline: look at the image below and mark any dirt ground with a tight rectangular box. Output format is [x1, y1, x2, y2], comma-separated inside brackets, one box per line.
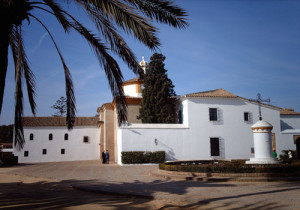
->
[1, 162, 300, 209]
[0, 173, 169, 210]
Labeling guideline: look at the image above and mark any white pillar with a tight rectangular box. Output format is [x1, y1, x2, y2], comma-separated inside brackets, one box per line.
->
[246, 120, 279, 164]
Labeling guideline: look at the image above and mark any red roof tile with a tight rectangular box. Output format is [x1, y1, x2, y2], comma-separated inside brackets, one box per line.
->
[184, 88, 238, 98]
[22, 117, 100, 127]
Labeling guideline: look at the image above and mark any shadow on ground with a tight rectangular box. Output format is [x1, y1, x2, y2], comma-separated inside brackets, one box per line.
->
[1, 178, 298, 209]
[0, 180, 153, 209]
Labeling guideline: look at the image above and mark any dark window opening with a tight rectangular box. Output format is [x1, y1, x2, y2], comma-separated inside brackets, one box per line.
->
[42, 149, 47, 155]
[64, 133, 68, 140]
[244, 112, 249, 122]
[178, 110, 183, 124]
[24, 151, 29, 157]
[49, 133, 53, 141]
[29, 133, 34, 140]
[61, 149, 65, 154]
[209, 108, 218, 121]
[83, 136, 89, 143]
[251, 147, 255, 154]
[210, 138, 220, 156]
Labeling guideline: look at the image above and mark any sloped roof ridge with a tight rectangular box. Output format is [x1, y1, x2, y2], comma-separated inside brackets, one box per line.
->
[184, 88, 238, 98]
[280, 108, 300, 115]
[22, 116, 99, 127]
[123, 77, 143, 84]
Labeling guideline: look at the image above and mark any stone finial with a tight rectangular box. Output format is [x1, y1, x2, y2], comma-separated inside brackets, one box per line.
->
[139, 56, 148, 73]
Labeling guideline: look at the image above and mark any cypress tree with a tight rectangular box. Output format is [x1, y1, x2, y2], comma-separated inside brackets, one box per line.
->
[138, 53, 176, 123]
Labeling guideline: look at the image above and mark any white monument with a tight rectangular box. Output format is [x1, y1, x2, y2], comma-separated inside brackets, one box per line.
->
[246, 120, 279, 164]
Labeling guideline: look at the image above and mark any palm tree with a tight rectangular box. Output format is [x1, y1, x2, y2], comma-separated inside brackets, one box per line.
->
[0, 0, 188, 150]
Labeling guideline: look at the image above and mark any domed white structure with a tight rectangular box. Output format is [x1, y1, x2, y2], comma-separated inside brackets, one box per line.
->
[246, 120, 279, 164]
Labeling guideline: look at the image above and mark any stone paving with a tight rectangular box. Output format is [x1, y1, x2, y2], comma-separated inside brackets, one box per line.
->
[1, 160, 300, 209]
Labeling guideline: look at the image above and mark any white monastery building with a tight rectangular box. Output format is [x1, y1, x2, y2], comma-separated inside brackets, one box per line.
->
[13, 58, 300, 164]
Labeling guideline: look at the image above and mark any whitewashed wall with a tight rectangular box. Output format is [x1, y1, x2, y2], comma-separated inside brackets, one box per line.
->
[280, 115, 300, 130]
[117, 97, 288, 164]
[123, 84, 141, 97]
[14, 126, 100, 163]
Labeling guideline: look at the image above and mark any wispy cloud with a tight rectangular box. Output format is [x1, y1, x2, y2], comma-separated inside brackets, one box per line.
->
[30, 30, 51, 53]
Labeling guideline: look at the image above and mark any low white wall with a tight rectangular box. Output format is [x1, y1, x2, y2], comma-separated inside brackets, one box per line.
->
[14, 126, 100, 163]
[117, 124, 189, 164]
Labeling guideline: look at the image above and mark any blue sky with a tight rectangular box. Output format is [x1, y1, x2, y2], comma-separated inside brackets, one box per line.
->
[1, 0, 300, 125]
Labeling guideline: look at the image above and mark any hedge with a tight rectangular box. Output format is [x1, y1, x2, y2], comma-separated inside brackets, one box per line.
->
[159, 161, 300, 173]
[121, 151, 165, 164]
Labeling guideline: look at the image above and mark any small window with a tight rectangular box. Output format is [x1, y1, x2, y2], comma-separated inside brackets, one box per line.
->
[24, 151, 29, 157]
[64, 133, 68, 141]
[29, 133, 34, 140]
[210, 138, 220, 156]
[244, 112, 249, 122]
[251, 147, 255, 154]
[178, 110, 183, 124]
[209, 108, 218, 121]
[49, 133, 53, 141]
[42, 149, 47, 155]
[83, 136, 89, 143]
[61, 148, 65, 154]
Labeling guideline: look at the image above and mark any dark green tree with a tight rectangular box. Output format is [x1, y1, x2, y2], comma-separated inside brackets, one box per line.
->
[138, 53, 176, 123]
[0, 0, 188, 150]
[51, 96, 67, 116]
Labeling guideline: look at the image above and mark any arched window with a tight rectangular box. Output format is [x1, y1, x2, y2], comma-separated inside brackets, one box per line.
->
[49, 133, 53, 141]
[29, 133, 34, 140]
[64, 133, 68, 140]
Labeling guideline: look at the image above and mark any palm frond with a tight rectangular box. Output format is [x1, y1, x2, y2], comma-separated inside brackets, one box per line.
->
[67, 17, 128, 124]
[30, 14, 76, 129]
[75, 0, 160, 49]
[14, 26, 25, 151]
[10, 27, 37, 116]
[0, 26, 11, 115]
[125, 0, 188, 29]
[84, 8, 144, 76]
[41, 0, 71, 32]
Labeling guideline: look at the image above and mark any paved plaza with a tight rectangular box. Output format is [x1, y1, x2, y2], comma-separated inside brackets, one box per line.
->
[0, 160, 300, 209]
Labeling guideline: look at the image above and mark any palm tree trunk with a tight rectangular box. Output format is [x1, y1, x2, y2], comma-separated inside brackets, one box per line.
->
[0, 26, 11, 114]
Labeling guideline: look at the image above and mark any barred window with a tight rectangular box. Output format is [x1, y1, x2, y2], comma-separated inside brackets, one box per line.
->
[209, 108, 218, 121]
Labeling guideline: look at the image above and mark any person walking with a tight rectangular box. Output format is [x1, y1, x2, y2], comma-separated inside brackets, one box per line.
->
[102, 150, 106, 164]
[105, 150, 110, 164]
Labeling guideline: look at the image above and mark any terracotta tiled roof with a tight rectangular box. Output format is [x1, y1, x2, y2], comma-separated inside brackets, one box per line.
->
[97, 103, 113, 112]
[122, 77, 143, 85]
[183, 88, 283, 110]
[280, 109, 300, 115]
[184, 88, 238, 98]
[22, 117, 100, 127]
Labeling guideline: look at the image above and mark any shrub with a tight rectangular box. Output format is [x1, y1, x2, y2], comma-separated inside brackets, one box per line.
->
[159, 161, 300, 174]
[279, 150, 297, 161]
[122, 151, 165, 164]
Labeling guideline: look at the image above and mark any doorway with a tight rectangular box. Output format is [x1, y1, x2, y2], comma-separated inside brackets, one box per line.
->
[296, 137, 300, 160]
